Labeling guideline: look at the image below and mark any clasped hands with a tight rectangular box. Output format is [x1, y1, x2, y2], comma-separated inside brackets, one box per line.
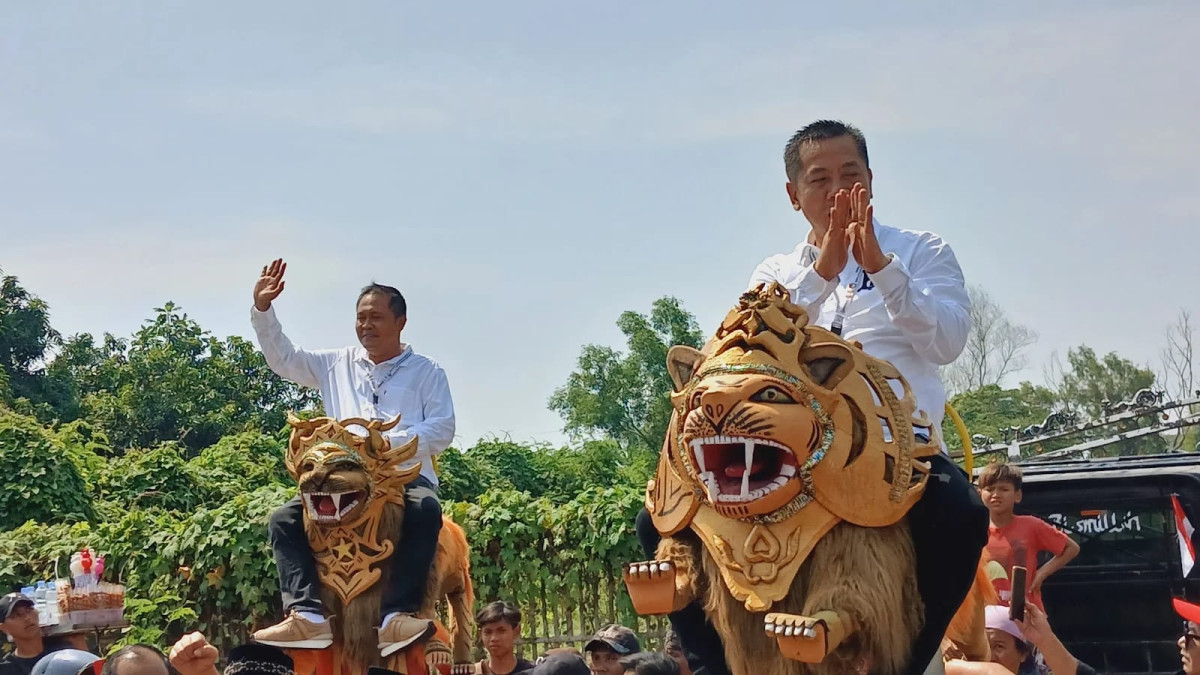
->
[813, 183, 889, 282]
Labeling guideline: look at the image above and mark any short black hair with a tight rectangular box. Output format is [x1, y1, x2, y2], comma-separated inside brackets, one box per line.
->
[476, 600, 521, 628]
[101, 644, 175, 675]
[783, 120, 869, 182]
[358, 283, 407, 318]
[618, 652, 680, 675]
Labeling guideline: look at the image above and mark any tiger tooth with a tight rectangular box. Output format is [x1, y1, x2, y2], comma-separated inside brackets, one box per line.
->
[741, 441, 753, 499]
[780, 464, 796, 477]
[695, 446, 708, 474]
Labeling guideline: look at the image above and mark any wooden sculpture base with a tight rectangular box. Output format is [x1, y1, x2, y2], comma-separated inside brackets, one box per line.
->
[287, 644, 448, 675]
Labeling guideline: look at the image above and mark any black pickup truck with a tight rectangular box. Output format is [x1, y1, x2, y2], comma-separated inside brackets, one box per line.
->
[1000, 453, 1200, 674]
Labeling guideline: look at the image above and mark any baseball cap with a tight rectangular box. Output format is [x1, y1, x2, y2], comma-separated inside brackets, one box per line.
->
[584, 624, 641, 655]
[1175, 598, 1200, 624]
[0, 592, 34, 621]
[532, 653, 590, 675]
[985, 605, 1027, 643]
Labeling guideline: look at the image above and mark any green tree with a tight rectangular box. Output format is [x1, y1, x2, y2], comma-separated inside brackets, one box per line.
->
[549, 297, 703, 453]
[0, 269, 78, 419]
[51, 303, 317, 454]
[1049, 345, 1157, 418]
[0, 407, 94, 530]
[944, 382, 1057, 451]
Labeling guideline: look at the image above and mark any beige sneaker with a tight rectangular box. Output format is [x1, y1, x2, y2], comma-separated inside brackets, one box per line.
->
[252, 611, 334, 649]
[378, 614, 436, 657]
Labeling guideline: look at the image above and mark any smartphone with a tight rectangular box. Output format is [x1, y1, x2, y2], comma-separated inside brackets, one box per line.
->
[1009, 566, 1027, 622]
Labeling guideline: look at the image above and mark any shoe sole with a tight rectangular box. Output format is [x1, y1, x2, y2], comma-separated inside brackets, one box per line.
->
[379, 621, 436, 657]
[253, 637, 334, 650]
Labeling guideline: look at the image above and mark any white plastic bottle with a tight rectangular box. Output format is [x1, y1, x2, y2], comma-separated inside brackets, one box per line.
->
[34, 581, 47, 625]
[45, 581, 59, 624]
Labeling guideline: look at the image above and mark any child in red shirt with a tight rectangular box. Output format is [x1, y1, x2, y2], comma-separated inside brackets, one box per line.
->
[979, 461, 1080, 611]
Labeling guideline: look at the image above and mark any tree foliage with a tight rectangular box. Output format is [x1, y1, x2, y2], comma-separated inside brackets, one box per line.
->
[0, 408, 94, 530]
[1047, 345, 1158, 418]
[549, 297, 703, 452]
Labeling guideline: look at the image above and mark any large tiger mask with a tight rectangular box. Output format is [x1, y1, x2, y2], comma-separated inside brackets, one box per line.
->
[626, 282, 944, 675]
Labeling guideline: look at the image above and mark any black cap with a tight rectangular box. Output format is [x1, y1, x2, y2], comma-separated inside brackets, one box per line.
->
[0, 593, 34, 622]
[584, 624, 641, 655]
[532, 653, 590, 675]
[223, 643, 294, 675]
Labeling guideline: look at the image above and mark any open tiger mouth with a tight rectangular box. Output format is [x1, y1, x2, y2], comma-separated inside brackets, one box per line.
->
[302, 490, 367, 523]
[689, 436, 798, 504]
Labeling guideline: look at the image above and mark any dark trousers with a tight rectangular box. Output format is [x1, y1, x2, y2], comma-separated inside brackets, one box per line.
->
[635, 453, 988, 675]
[268, 475, 444, 616]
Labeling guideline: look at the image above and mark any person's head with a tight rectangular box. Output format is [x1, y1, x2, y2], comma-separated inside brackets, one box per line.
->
[30, 649, 102, 675]
[984, 605, 1034, 674]
[979, 462, 1024, 518]
[532, 652, 590, 675]
[100, 645, 170, 675]
[618, 652, 679, 675]
[1174, 598, 1200, 675]
[355, 283, 407, 358]
[584, 625, 640, 675]
[476, 601, 522, 657]
[0, 593, 40, 643]
[782, 120, 872, 236]
[223, 642, 295, 675]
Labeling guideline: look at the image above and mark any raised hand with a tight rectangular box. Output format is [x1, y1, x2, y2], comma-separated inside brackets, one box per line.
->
[846, 183, 889, 274]
[169, 631, 220, 675]
[254, 258, 287, 312]
[814, 189, 851, 281]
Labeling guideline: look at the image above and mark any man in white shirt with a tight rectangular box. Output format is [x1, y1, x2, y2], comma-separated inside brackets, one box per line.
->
[636, 121, 988, 675]
[246, 259, 456, 659]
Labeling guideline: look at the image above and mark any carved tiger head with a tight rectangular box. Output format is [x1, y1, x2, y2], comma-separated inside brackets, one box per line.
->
[285, 414, 421, 526]
[662, 283, 937, 524]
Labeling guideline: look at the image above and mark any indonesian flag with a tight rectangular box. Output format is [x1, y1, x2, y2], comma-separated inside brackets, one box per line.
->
[1173, 494, 1196, 577]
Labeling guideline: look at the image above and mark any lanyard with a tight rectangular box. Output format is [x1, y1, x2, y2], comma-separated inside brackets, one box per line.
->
[829, 264, 866, 337]
[364, 349, 413, 404]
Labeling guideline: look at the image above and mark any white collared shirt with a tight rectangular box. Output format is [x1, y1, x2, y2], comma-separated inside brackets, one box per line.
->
[250, 305, 456, 487]
[748, 218, 970, 437]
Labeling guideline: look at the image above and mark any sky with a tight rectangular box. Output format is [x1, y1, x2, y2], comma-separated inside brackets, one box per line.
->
[2, 1, 1197, 449]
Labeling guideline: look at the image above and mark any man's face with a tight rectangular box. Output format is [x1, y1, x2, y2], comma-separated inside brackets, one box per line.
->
[480, 620, 518, 658]
[1180, 621, 1200, 675]
[981, 481, 1021, 517]
[586, 647, 624, 675]
[786, 135, 872, 234]
[0, 603, 40, 641]
[355, 293, 405, 353]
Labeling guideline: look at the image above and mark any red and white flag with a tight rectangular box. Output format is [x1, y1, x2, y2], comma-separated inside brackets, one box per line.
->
[1173, 494, 1196, 577]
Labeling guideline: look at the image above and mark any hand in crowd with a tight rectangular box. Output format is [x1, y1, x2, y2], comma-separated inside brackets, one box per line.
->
[169, 631, 221, 675]
[253, 259, 287, 312]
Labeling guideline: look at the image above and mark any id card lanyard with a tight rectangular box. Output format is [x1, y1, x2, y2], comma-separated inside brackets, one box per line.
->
[829, 264, 866, 337]
[364, 348, 413, 411]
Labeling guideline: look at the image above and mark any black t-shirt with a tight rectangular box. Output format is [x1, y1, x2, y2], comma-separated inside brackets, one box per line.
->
[0, 642, 68, 675]
[477, 658, 536, 675]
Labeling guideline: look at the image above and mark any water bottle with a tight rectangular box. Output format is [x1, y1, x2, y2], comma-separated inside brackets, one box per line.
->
[46, 581, 59, 624]
[34, 581, 47, 624]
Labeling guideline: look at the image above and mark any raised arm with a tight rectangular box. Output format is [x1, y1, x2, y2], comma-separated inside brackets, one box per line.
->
[248, 259, 333, 389]
[386, 366, 456, 463]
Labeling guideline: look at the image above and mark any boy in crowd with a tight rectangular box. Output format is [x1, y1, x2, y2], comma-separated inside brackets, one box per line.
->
[473, 602, 535, 675]
[584, 625, 640, 675]
[980, 462, 1080, 610]
[0, 593, 74, 675]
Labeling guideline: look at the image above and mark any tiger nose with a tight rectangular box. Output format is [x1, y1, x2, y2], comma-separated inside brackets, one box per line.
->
[700, 389, 740, 428]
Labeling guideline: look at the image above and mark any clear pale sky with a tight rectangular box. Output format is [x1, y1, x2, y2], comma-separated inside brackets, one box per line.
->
[2, 1, 1197, 449]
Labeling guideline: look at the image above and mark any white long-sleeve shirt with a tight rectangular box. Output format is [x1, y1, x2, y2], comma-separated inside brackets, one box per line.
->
[250, 305, 456, 487]
[748, 218, 970, 435]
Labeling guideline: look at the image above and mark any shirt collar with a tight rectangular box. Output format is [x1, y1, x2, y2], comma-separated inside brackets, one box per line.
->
[356, 344, 412, 367]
